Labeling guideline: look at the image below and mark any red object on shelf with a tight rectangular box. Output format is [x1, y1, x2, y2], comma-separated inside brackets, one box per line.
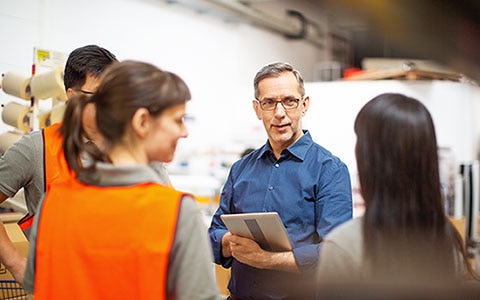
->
[343, 68, 363, 78]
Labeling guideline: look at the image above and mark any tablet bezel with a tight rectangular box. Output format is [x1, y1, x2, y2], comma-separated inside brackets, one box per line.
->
[220, 212, 293, 252]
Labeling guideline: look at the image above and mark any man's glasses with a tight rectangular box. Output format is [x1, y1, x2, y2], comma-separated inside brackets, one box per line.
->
[80, 90, 93, 96]
[255, 97, 302, 111]
[74, 89, 94, 95]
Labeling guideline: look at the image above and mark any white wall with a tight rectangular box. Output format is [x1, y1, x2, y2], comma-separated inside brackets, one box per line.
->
[1, 0, 480, 189]
[0, 0, 323, 166]
[302, 80, 480, 217]
[303, 80, 480, 177]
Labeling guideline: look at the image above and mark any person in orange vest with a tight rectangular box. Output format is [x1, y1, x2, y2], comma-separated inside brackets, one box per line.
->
[0, 45, 172, 286]
[23, 60, 220, 300]
[0, 45, 119, 285]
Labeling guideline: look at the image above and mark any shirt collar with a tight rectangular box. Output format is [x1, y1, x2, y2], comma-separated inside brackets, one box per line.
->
[258, 130, 312, 161]
[80, 162, 164, 186]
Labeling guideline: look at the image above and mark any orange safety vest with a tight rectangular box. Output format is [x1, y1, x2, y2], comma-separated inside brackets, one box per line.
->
[43, 122, 73, 193]
[34, 178, 183, 300]
[19, 123, 71, 232]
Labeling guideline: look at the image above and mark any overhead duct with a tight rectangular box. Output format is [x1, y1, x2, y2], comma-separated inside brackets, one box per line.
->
[167, 0, 324, 48]
[283, 10, 307, 39]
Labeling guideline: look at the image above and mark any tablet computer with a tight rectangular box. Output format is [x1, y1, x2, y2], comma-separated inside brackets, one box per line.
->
[220, 212, 293, 252]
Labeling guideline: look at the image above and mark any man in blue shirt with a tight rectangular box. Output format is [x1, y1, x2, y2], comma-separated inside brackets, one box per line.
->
[208, 62, 353, 299]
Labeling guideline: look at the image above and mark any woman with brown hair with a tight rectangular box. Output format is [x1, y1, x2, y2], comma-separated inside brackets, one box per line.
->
[24, 60, 220, 300]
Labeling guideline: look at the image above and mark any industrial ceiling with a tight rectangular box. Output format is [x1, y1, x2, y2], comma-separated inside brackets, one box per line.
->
[165, 0, 480, 82]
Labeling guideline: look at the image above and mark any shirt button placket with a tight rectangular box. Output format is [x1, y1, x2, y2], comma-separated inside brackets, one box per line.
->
[265, 161, 279, 211]
[269, 162, 279, 191]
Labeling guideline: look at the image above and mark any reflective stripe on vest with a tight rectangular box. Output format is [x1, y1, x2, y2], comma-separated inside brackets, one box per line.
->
[34, 178, 183, 300]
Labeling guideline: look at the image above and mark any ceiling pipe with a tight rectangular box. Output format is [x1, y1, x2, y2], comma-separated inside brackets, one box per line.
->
[283, 10, 307, 39]
[187, 0, 324, 48]
[206, 0, 323, 48]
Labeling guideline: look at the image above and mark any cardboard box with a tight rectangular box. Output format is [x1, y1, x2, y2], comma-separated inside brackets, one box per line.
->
[215, 264, 230, 297]
[0, 213, 30, 299]
[448, 216, 465, 242]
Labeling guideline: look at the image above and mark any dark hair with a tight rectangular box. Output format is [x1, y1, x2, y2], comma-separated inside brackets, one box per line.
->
[241, 147, 255, 158]
[354, 93, 476, 282]
[253, 62, 305, 99]
[60, 60, 191, 175]
[63, 45, 118, 90]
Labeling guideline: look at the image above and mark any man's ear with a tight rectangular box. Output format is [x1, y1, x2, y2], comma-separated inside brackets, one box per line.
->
[253, 100, 262, 120]
[301, 96, 310, 115]
[66, 88, 76, 100]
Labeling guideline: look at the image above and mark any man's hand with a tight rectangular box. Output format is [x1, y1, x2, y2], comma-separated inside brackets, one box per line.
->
[227, 234, 266, 267]
[221, 232, 233, 258]
[224, 233, 300, 273]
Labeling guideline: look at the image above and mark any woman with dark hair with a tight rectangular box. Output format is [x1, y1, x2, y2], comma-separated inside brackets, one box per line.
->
[317, 93, 478, 290]
[24, 60, 220, 300]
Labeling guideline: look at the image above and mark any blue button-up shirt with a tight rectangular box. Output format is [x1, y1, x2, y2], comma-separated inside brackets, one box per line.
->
[209, 130, 352, 299]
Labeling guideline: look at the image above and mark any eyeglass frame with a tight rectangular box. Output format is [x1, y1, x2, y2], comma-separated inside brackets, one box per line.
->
[255, 96, 304, 111]
[77, 89, 94, 95]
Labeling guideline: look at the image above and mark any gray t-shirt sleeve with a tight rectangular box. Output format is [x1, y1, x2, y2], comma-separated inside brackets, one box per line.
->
[0, 132, 44, 213]
[317, 217, 364, 284]
[168, 195, 221, 300]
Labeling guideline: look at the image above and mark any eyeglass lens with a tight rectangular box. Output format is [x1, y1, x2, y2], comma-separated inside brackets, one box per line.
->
[259, 98, 300, 111]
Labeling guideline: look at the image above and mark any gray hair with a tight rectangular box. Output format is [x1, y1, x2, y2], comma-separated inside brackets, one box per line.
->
[253, 62, 305, 99]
